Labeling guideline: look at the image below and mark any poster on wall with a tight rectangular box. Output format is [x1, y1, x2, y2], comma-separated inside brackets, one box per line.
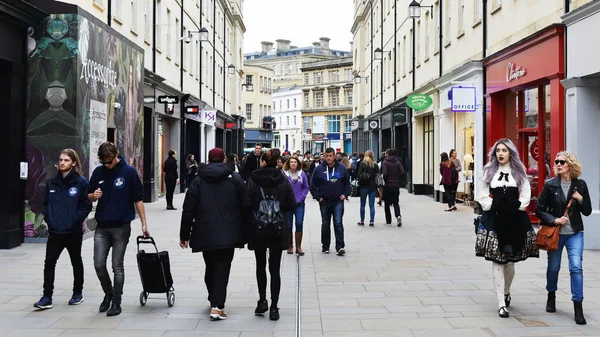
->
[25, 10, 144, 239]
[89, 99, 107, 170]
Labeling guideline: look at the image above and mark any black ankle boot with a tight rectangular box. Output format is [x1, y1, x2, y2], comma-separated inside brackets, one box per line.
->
[99, 294, 112, 312]
[546, 292, 556, 313]
[574, 301, 587, 325]
[269, 306, 280, 321]
[106, 302, 122, 316]
[255, 299, 268, 314]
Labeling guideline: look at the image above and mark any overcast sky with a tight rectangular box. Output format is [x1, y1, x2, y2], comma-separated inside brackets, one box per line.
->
[243, 0, 354, 54]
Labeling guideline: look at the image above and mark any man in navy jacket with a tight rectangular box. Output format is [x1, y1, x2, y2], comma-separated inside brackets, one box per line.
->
[310, 148, 351, 256]
[34, 149, 92, 310]
[88, 142, 150, 317]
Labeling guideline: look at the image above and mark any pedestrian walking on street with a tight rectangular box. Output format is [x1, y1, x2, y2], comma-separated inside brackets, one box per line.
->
[34, 149, 92, 310]
[244, 149, 296, 321]
[243, 143, 263, 180]
[381, 148, 405, 226]
[163, 150, 179, 210]
[282, 156, 309, 255]
[186, 154, 199, 188]
[475, 138, 538, 319]
[450, 149, 462, 208]
[310, 147, 351, 256]
[536, 151, 592, 325]
[179, 147, 247, 321]
[88, 142, 150, 317]
[356, 150, 379, 227]
[440, 152, 458, 212]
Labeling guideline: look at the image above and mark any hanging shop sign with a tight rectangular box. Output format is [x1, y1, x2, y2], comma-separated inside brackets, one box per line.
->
[406, 94, 433, 110]
[369, 120, 379, 130]
[450, 87, 476, 112]
[158, 95, 179, 104]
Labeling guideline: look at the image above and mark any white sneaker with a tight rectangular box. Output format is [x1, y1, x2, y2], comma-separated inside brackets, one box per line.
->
[397, 216, 402, 227]
[210, 307, 228, 320]
[337, 248, 345, 256]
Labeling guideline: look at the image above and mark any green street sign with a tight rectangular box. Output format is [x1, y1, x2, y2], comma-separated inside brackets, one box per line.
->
[406, 94, 433, 110]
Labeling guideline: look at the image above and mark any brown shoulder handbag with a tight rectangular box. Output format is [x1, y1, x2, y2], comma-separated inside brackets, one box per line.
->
[536, 198, 573, 251]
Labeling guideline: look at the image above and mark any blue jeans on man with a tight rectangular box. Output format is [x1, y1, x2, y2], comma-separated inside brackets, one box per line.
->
[319, 200, 345, 253]
[546, 231, 584, 302]
[287, 203, 305, 233]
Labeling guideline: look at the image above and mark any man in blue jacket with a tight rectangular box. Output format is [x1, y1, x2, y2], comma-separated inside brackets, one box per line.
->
[310, 147, 351, 256]
[34, 149, 92, 310]
[88, 142, 150, 317]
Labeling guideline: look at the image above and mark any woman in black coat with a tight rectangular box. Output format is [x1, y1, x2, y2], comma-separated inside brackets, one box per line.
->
[536, 151, 592, 325]
[243, 149, 295, 321]
[163, 150, 179, 210]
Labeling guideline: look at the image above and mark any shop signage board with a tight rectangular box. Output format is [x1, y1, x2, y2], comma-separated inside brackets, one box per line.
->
[451, 87, 476, 112]
[406, 94, 433, 110]
[158, 95, 179, 104]
[369, 120, 379, 130]
[506, 62, 527, 82]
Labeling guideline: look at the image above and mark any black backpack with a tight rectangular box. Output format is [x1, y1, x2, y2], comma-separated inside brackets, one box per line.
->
[253, 187, 285, 237]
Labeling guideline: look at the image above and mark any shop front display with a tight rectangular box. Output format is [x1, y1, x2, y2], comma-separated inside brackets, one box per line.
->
[484, 24, 565, 222]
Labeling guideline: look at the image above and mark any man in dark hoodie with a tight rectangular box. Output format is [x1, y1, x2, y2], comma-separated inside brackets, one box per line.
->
[88, 142, 150, 317]
[381, 148, 406, 226]
[179, 148, 247, 321]
[34, 149, 92, 310]
[243, 143, 263, 180]
[310, 147, 351, 256]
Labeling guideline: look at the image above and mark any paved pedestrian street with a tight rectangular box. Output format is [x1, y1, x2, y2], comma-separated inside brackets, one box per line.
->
[2, 191, 600, 337]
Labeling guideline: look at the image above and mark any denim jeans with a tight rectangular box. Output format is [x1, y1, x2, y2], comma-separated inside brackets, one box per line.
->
[359, 188, 377, 223]
[43, 233, 84, 297]
[94, 224, 132, 303]
[546, 231, 584, 302]
[319, 200, 345, 251]
[287, 203, 306, 233]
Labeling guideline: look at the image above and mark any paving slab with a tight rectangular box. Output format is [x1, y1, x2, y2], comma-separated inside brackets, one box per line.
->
[2, 190, 600, 336]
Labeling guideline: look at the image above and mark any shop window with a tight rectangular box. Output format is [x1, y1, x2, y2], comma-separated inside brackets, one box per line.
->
[423, 115, 434, 185]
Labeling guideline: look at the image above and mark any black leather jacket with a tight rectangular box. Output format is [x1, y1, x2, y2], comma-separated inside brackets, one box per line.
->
[535, 176, 592, 232]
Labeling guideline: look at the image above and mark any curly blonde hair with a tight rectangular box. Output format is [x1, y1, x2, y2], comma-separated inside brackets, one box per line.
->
[553, 151, 583, 179]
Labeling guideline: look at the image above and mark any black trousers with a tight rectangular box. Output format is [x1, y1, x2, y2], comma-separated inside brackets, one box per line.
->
[383, 186, 401, 224]
[254, 248, 283, 307]
[43, 232, 84, 297]
[165, 178, 177, 207]
[443, 184, 456, 208]
[203, 248, 235, 309]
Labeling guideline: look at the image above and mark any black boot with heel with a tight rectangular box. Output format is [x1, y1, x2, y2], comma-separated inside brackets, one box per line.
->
[546, 292, 556, 313]
[574, 301, 587, 325]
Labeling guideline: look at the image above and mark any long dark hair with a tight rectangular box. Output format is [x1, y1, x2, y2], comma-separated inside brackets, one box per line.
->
[261, 149, 281, 168]
[440, 152, 450, 163]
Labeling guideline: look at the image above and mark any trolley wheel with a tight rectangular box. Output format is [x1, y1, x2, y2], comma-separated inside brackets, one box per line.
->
[167, 291, 175, 307]
[140, 291, 148, 306]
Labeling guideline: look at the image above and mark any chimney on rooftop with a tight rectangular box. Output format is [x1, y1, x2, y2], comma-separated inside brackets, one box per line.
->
[319, 37, 330, 50]
[260, 41, 273, 55]
[276, 39, 291, 51]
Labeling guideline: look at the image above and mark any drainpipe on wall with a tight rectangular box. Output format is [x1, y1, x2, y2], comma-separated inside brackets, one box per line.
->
[370, 0, 373, 116]
[212, 0, 217, 107]
[481, 0, 487, 159]
[179, 0, 186, 193]
[107, 0, 112, 26]
[380, 0, 384, 109]
[152, 0, 156, 72]
[564, 0, 569, 77]
[223, 11, 226, 114]
[393, 0, 397, 102]
[439, 0, 443, 77]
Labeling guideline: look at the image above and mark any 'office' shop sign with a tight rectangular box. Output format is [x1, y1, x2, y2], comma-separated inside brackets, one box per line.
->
[450, 87, 476, 112]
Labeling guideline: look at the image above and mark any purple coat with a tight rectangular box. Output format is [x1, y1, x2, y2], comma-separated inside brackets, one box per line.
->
[283, 170, 309, 204]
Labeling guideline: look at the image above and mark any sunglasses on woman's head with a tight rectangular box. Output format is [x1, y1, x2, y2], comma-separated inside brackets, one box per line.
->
[555, 160, 566, 165]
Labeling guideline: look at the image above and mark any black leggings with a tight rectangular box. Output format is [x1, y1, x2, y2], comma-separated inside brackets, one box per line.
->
[254, 248, 283, 307]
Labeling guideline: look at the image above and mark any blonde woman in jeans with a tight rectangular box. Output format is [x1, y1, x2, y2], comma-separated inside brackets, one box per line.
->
[536, 151, 591, 325]
[356, 150, 379, 227]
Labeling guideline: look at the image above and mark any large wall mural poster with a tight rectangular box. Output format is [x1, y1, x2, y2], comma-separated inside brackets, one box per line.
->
[26, 10, 144, 239]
